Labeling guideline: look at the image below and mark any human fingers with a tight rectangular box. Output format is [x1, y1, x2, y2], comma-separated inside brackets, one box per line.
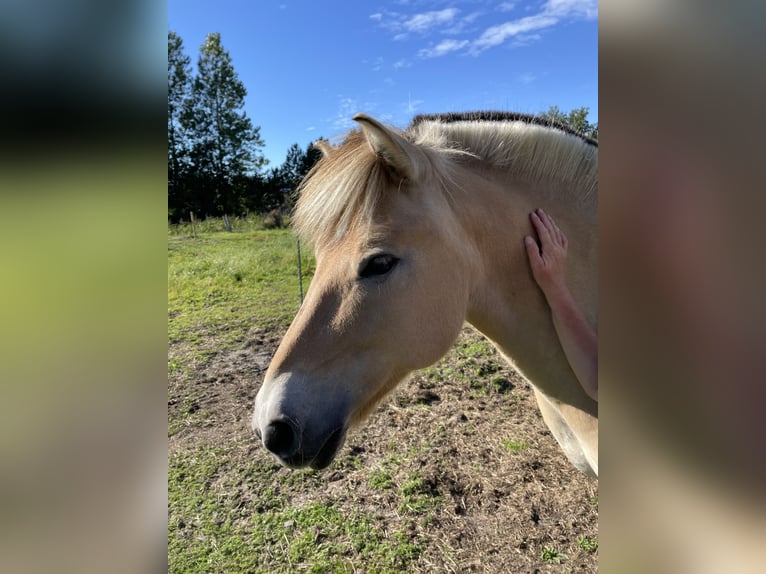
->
[530, 210, 553, 247]
[524, 235, 542, 267]
[537, 209, 567, 248]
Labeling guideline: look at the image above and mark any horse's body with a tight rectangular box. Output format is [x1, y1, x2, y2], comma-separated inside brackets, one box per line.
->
[253, 112, 598, 476]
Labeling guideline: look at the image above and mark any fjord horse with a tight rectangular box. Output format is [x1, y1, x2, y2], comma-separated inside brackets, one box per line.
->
[253, 112, 598, 476]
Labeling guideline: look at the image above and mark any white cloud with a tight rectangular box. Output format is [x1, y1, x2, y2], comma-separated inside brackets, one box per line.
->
[372, 0, 596, 61]
[306, 126, 316, 131]
[403, 8, 458, 33]
[332, 97, 360, 130]
[331, 97, 380, 130]
[510, 33, 542, 47]
[517, 72, 537, 85]
[443, 11, 483, 35]
[470, 0, 596, 54]
[473, 14, 557, 51]
[371, 7, 460, 40]
[544, 0, 597, 18]
[418, 39, 470, 59]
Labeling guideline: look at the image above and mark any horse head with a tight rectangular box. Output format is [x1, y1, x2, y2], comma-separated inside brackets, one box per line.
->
[252, 114, 475, 468]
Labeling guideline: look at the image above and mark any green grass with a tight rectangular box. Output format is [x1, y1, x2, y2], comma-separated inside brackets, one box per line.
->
[501, 438, 530, 454]
[370, 469, 395, 490]
[540, 545, 568, 564]
[168, 227, 314, 353]
[168, 213, 273, 236]
[577, 535, 598, 553]
[168, 444, 423, 574]
[397, 472, 441, 515]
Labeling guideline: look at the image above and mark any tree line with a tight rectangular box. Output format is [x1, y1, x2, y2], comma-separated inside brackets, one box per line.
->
[168, 31, 322, 223]
[168, 31, 597, 224]
[539, 105, 598, 140]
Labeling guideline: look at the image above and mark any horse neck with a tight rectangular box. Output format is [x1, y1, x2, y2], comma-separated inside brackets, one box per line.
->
[453, 163, 597, 406]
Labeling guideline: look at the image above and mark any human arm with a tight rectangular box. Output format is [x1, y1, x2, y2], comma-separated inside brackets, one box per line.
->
[525, 209, 598, 401]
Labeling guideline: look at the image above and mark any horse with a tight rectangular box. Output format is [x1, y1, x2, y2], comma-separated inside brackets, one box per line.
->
[252, 112, 598, 477]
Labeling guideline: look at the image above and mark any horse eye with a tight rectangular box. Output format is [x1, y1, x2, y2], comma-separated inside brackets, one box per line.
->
[359, 254, 399, 279]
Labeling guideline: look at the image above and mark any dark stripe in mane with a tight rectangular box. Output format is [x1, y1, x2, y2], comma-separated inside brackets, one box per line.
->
[410, 111, 598, 148]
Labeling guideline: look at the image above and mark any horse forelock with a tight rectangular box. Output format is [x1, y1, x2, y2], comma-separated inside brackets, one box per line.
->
[293, 131, 392, 248]
[293, 128, 457, 248]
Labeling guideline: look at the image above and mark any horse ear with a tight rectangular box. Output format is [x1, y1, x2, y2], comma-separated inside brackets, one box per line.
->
[353, 113, 416, 180]
[312, 139, 333, 157]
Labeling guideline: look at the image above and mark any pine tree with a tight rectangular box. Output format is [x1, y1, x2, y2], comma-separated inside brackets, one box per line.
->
[281, 143, 306, 189]
[168, 31, 192, 220]
[300, 139, 324, 178]
[184, 32, 266, 222]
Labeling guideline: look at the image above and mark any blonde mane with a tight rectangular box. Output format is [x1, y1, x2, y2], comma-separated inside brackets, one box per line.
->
[293, 113, 597, 247]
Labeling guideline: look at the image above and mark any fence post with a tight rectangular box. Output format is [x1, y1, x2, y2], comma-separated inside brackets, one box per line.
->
[190, 211, 197, 238]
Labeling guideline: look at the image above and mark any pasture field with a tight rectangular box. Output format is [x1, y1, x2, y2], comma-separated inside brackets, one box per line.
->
[168, 222, 598, 573]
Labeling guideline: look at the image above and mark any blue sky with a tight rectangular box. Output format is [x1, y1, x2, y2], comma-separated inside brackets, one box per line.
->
[168, 0, 597, 169]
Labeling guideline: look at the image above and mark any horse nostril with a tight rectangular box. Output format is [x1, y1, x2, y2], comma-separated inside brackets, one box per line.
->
[262, 420, 299, 458]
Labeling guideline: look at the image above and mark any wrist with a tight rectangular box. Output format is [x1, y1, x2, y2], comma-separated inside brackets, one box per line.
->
[542, 283, 575, 311]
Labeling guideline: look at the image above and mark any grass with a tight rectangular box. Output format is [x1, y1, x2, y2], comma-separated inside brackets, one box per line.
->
[168, 227, 313, 353]
[370, 468, 395, 490]
[397, 472, 441, 515]
[168, 212, 272, 236]
[501, 438, 530, 454]
[577, 535, 598, 553]
[540, 545, 569, 564]
[168, 444, 423, 574]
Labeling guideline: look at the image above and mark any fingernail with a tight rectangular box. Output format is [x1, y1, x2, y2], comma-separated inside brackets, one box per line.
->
[525, 236, 534, 244]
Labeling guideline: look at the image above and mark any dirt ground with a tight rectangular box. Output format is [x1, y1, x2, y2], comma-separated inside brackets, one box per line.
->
[169, 325, 598, 573]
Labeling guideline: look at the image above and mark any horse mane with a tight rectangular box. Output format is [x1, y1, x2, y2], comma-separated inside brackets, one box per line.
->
[408, 111, 598, 202]
[411, 111, 598, 147]
[293, 112, 597, 247]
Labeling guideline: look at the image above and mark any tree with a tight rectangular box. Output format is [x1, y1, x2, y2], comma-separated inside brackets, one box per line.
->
[266, 140, 325, 211]
[238, 168, 290, 215]
[539, 106, 598, 140]
[300, 139, 324, 178]
[184, 32, 266, 221]
[168, 31, 192, 220]
[279, 140, 325, 189]
[281, 143, 306, 189]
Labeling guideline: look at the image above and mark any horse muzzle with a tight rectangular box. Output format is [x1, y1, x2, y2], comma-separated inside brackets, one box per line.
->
[253, 417, 347, 470]
[252, 373, 350, 469]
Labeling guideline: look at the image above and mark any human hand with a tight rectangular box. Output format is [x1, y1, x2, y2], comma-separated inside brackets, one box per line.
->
[525, 208, 568, 299]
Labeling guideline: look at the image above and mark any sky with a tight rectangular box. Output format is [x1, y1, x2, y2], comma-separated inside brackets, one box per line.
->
[168, 0, 597, 169]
